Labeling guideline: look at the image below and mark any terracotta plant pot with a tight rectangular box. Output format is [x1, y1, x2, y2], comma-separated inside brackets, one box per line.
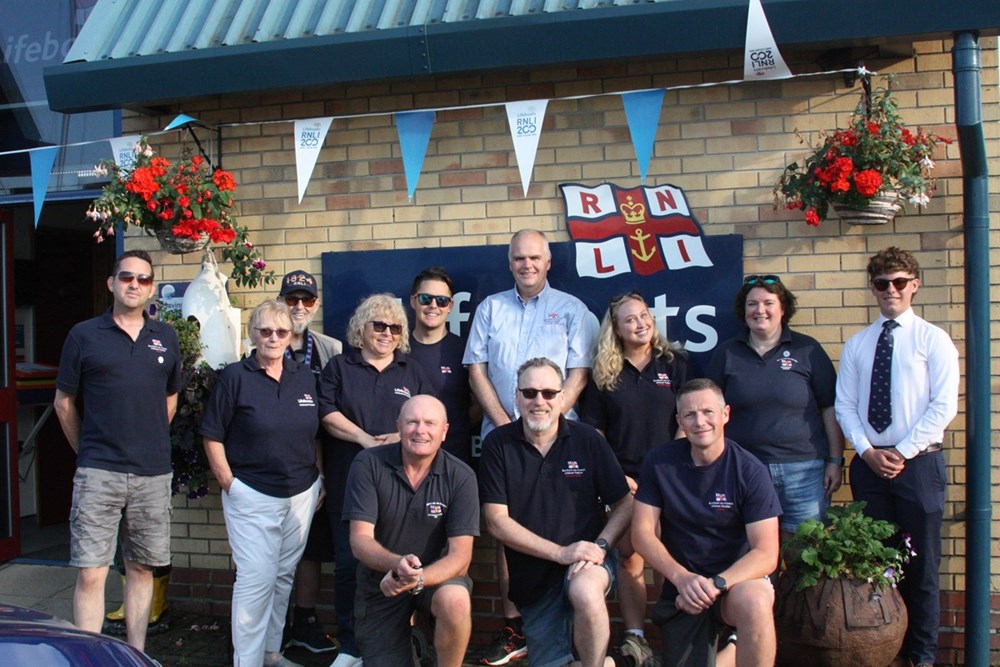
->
[774, 571, 907, 667]
[832, 190, 903, 225]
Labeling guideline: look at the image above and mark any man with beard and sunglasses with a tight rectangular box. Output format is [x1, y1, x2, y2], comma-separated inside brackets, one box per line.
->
[54, 249, 182, 652]
[276, 270, 343, 656]
[479, 358, 632, 667]
[835, 247, 959, 667]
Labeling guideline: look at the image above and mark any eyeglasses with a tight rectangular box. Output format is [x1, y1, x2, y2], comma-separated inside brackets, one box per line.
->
[255, 327, 290, 339]
[416, 293, 453, 307]
[117, 271, 153, 286]
[517, 388, 562, 400]
[284, 295, 317, 307]
[371, 320, 403, 336]
[744, 274, 781, 286]
[871, 277, 915, 292]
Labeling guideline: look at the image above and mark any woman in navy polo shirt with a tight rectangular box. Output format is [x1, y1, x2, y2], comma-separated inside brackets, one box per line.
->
[579, 291, 689, 661]
[318, 293, 433, 667]
[201, 299, 322, 667]
[706, 275, 845, 543]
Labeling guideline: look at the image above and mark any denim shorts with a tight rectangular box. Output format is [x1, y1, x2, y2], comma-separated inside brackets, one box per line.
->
[520, 550, 617, 667]
[767, 458, 828, 534]
[69, 467, 173, 568]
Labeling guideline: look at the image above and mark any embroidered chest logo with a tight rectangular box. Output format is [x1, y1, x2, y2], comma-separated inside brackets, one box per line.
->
[544, 312, 565, 327]
[147, 338, 168, 354]
[777, 351, 799, 371]
[297, 393, 316, 407]
[709, 492, 734, 511]
[440, 366, 452, 374]
[654, 373, 673, 387]
[562, 460, 585, 478]
[426, 502, 446, 519]
[394, 386, 413, 399]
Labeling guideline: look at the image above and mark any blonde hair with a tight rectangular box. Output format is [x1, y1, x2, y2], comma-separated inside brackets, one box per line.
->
[592, 292, 676, 391]
[345, 293, 410, 353]
[247, 299, 292, 337]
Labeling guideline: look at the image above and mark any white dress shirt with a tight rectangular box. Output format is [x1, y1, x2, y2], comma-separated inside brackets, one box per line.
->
[835, 307, 959, 459]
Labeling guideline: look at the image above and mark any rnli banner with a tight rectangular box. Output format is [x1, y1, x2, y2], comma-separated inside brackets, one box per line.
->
[322, 235, 742, 373]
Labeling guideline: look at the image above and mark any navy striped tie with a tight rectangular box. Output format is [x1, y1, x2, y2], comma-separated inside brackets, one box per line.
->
[868, 319, 899, 433]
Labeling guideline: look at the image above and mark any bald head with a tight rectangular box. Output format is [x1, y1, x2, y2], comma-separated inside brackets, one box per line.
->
[398, 395, 450, 462]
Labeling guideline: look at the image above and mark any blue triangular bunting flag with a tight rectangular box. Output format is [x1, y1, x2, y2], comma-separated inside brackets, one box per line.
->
[621, 90, 665, 184]
[395, 110, 435, 200]
[29, 146, 60, 228]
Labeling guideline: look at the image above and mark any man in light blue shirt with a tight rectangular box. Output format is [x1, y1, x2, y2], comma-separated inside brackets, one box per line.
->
[463, 228, 598, 665]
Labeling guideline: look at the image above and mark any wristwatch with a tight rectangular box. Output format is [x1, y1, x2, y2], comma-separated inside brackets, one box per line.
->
[595, 538, 611, 553]
[712, 575, 728, 592]
[825, 456, 845, 466]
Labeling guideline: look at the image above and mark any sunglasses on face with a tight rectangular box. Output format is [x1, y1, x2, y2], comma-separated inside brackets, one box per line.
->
[517, 388, 562, 400]
[744, 274, 781, 286]
[284, 295, 317, 307]
[871, 277, 915, 292]
[371, 320, 403, 336]
[255, 327, 290, 339]
[416, 293, 453, 307]
[117, 271, 153, 286]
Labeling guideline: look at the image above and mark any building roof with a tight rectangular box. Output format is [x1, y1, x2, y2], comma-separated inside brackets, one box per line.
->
[44, 0, 1000, 113]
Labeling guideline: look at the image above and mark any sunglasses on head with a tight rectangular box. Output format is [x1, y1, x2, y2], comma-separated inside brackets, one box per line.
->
[871, 277, 915, 292]
[517, 388, 562, 400]
[371, 320, 403, 335]
[255, 327, 290, 339]
[744, 274, 781, 286]
[117, 271, 153, 286]
[284, 295, 317, 307]
[416, 293, 453, 307]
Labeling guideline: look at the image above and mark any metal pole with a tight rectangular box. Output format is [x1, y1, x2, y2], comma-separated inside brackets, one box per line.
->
[952, 30, 992, 667]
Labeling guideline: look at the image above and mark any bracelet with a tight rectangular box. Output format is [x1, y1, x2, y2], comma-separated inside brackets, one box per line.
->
[825, 456, 845, 466]
[411, 574, 424, 596]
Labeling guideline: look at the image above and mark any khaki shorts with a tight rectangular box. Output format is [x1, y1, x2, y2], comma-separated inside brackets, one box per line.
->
[69, 467, 172, 568]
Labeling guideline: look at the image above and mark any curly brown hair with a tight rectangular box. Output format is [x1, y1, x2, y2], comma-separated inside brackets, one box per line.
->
[733, 277, 797, 326]
[867, 246, 920, 281]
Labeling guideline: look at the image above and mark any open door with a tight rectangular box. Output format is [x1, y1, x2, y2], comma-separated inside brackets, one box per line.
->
[0, 210, 20, 560]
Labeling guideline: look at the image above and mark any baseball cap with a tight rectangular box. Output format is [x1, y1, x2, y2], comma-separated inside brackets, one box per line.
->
[278, 270, 318, 297]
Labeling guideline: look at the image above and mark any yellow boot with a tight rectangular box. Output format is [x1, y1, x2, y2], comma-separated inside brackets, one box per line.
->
[149, 569, 170, 624]
[104, 574, 128, 622]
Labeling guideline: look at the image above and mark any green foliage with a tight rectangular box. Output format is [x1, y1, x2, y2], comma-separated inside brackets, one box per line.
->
[783, 502, 915, 591]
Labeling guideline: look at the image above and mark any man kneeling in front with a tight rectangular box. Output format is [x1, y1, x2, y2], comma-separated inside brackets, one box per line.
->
[632, 378, 781, 667]
[343, 395, 480, 666]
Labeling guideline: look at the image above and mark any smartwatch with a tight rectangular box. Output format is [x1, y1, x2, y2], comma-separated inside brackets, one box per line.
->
[712, 575, 728, 593]
[595, 538, 611, 553]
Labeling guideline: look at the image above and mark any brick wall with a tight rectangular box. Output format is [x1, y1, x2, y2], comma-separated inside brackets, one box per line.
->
[120, 36, 999, 665]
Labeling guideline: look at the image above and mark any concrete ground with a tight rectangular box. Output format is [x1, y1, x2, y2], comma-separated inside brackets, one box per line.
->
[0, 561, 487, 666]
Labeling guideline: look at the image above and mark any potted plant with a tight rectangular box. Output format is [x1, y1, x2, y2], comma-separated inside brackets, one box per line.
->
[86, 137, 274, 288]
[774, 502, 916, 667]
[774, 82, 950, 227]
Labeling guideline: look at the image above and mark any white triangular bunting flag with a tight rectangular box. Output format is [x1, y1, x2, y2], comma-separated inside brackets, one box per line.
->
[294, 117, 333, 203]
[744, 0, 792, 80]
[505, 100, 548, 197]
[108, 135, 141, 175]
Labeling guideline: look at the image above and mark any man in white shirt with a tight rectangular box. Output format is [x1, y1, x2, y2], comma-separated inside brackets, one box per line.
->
[835, 247, 959, 667]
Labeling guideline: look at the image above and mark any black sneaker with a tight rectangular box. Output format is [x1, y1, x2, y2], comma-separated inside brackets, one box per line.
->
[480, 625, 527, 665]
[285, 616, 338, 654]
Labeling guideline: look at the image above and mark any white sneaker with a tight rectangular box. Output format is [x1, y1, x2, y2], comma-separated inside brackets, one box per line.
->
[329, 653, 363, 667]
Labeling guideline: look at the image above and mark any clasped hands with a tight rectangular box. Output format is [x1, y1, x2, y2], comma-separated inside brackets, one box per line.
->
[380, 553, 422, 597]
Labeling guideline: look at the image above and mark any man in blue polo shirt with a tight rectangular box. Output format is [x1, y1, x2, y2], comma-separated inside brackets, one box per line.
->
[54, 250, 182, 652]
[344, 395, 479, 667]
[479, 358, 632, 667]
[632, 378, 781, 667]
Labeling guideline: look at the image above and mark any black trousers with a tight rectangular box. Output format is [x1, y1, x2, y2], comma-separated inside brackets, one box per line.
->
[850, 451, 945, 665]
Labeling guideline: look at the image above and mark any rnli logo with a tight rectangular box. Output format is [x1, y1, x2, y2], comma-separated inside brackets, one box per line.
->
[709, 492, 734, 511]
[298, 393, 316, 407]
[654, 373, 672, 388]
[394, 386, 413, 399]
[562, 460, 585, 478]
[562, 183, 714, 278]
[426, 502, 446, 518]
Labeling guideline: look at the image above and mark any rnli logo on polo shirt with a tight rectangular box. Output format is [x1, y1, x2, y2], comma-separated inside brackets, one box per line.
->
[147, 339, 168, 353]
[777, 351, 799, 371]
[544, 312, 565, 326]
[394, 386, 413, 399]
[426, 502, 446, 518]
[654, 373, 672, 387]
[298, 393, 316, 407]
[709, 492, 734, 511]
[562, 460, 585, 478]
[440, 366, 452, 374]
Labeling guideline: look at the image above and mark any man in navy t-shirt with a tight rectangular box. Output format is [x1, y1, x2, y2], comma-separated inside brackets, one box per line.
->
[633, 378, 781, 667]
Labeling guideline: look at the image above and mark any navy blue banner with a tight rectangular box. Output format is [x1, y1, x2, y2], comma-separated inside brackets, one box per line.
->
[321, 235, 743, 375]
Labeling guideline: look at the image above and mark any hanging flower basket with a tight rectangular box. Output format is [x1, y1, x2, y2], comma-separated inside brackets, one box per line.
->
[153, 219, 211, 254]
[86, 137, 274, 288]
[832, 189, 903, 226]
